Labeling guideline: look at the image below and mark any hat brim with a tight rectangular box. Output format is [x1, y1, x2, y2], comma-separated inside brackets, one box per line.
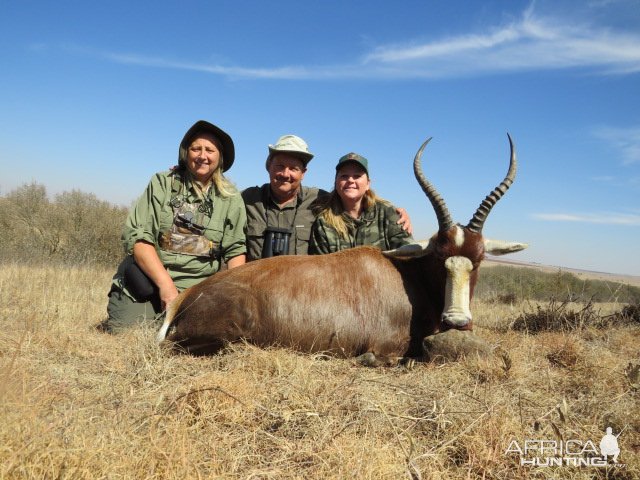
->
[336, 159, 368, 175]
[180, 120, 235, 171]
[266, 147, 314, 166]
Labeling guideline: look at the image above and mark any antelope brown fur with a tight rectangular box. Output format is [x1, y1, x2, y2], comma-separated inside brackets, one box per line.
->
[158, 135, 527, 360]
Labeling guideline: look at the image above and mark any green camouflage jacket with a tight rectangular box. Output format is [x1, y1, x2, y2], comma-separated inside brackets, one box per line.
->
[309, 201, 413, 254]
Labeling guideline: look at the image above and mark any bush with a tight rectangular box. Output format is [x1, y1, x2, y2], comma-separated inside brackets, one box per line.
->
[0, 182, 128, 268]
[509, 298, 639, 333]
[509, 298, 603, 333]
[606, 302, 640, 325]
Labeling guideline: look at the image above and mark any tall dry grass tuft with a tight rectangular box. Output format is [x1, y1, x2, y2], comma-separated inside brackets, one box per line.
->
[1, 263, 639, 479]
[508, 297, 627, 333]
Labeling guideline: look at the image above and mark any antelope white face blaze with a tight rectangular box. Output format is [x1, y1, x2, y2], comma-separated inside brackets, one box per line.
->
[453, 225, 465, 248]
[441, 256, 473, 328]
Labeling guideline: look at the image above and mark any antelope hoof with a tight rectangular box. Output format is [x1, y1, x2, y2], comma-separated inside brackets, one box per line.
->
[399, 357, 417, 370]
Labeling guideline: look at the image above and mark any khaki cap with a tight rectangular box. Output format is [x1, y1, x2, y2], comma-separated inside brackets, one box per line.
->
[266, 134, 314, 169]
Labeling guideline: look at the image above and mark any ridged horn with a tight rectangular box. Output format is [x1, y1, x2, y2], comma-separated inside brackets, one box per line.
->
[467, 133, 517, 233]
[414, 138, 454, 232]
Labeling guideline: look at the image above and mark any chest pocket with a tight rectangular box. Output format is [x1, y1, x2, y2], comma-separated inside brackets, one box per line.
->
[294, 223, 312, 254]
[203, 222, 225, 256]
[159, 202, 221, 258]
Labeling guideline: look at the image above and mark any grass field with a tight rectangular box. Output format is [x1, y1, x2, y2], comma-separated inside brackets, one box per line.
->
[1, 263, 638, 479]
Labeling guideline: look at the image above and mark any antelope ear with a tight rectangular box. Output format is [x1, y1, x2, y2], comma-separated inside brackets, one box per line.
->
[383, 240, 434, 258]
[484, 238, 528, 256]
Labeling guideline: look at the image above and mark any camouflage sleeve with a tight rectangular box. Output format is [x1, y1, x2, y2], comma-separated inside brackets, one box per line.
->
[383, 203, 414, 250]
[308, 217, 332, 255]
[220, 193, 247, 261]
[121, 173, 171, 254]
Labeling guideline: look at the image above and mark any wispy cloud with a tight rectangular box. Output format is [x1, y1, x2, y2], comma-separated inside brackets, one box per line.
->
[533, 212, 640, 225]
[363, 8, 640, 77]
[59, 46, 350, 80]
[593, 126, 640, 165]
[103, 52, 314, 79]
[56, 6, 640, 80]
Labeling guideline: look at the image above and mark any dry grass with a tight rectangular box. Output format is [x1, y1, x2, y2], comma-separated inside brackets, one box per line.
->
[1, 264, 639, 479]
[508, 298, 627, 333]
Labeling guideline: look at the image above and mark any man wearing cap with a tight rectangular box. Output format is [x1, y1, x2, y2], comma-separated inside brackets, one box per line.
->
[242, 135, 321, 260]
[309, 152, 413, 254]
[242, 135, 412, 261]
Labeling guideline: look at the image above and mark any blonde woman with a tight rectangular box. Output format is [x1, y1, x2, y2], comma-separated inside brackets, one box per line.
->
[309, 152, 413, 254]
[103, 120, 247, 332]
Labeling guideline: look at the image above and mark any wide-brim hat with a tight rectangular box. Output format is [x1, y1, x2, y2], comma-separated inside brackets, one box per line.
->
[336, 152, 369, 175]
[266, 134, 314, 169]
[179, 120, 235, 172]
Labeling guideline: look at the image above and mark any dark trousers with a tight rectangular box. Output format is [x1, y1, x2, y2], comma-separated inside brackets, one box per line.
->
[104, 286, 163, 333]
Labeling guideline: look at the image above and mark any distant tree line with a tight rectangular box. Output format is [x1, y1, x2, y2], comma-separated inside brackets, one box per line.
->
[0, 182, 129, 268]
[476, 265, 640, 304]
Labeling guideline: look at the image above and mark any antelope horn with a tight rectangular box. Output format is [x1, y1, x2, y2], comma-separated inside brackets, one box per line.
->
[414, 138, 454, 232]
[466, 133, 517, 233]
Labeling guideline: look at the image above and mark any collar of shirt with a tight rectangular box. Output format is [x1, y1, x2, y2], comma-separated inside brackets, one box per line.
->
[265, 185, 305, 210]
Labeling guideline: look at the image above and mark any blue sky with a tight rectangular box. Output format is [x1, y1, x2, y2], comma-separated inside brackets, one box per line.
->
[1, 0, 639, 276]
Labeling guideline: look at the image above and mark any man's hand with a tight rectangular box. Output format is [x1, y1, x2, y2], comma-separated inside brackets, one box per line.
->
[396, 207, 413, 235]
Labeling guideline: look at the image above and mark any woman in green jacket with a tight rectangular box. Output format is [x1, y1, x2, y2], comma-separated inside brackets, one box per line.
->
[103, 120, 247, 332]
[309, 152, 413, 255]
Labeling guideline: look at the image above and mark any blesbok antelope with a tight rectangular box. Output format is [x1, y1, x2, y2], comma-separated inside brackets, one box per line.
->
[157, 135, 527, 362]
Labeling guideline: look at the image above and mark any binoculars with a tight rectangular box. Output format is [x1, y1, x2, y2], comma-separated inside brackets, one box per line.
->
[262, 227, 292, 258]
[175, 211, 206, 234]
